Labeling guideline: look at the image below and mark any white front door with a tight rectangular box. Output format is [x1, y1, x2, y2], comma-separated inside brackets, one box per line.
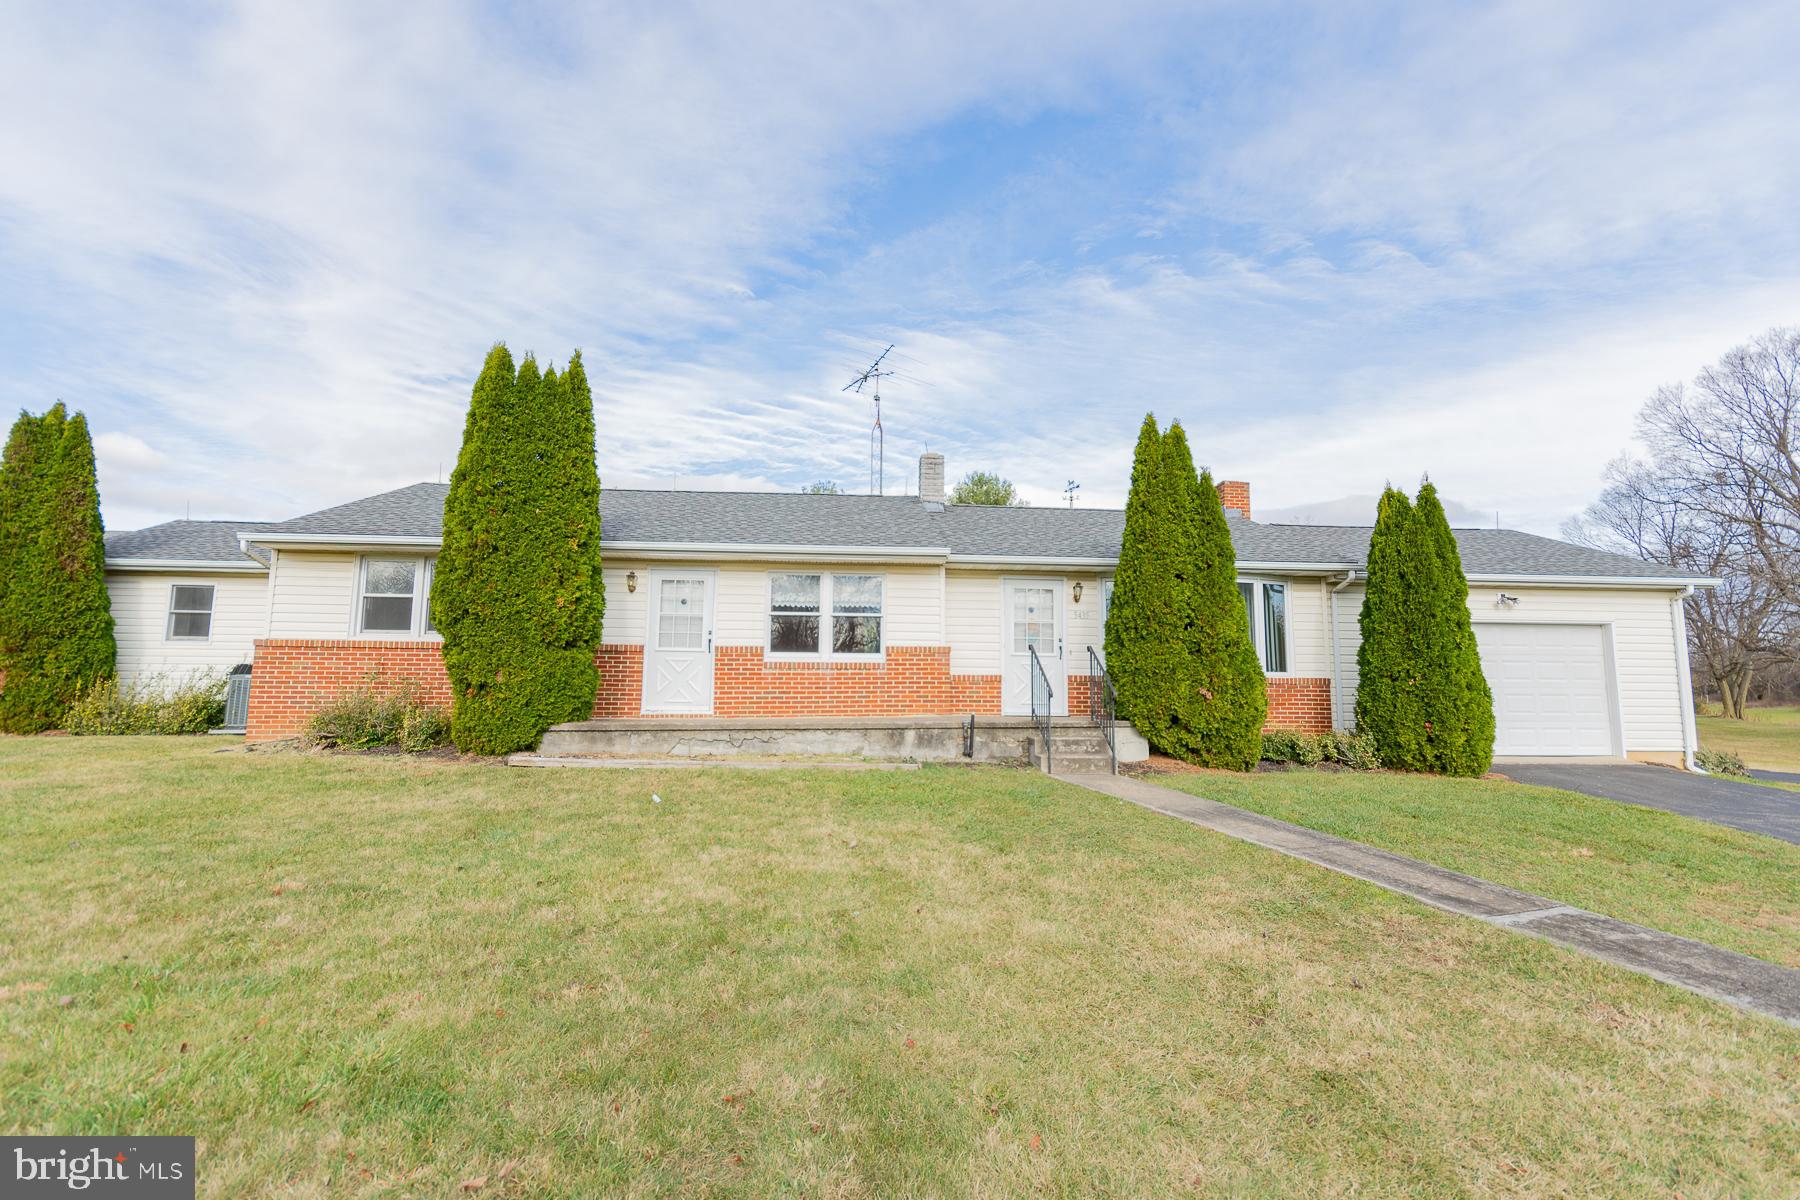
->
[1001, 578, 1067, 716]
[1474, 622, 1619, 756]
[642, 571, 715, 714]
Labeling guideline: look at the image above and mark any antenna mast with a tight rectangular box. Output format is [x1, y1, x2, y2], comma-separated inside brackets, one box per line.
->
[842, 345, 896, 494]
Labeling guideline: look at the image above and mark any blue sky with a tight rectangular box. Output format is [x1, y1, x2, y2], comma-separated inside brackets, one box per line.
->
[2, 1, 1797, 533]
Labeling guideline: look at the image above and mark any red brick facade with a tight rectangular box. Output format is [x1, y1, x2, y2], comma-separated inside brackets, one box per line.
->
[712, 645, 1001, 718]
[245, 638, 1332, 739]
[246, 639, 452, 739]
[1265, 676, 1333, 733]
[593, 644, 645, 717]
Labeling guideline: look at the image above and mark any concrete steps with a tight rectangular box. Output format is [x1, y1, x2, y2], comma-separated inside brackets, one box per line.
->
[1029, 725, 1117, 775]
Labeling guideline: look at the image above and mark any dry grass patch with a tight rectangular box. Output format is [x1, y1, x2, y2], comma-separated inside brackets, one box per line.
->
[0, 737, 1796, 1198]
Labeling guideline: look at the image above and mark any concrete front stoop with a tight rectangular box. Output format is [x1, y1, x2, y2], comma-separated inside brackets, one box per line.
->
[1065, 772, 1800, 1026]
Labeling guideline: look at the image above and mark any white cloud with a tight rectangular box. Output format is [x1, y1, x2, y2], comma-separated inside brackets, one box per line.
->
[1, 1, 1796, 539]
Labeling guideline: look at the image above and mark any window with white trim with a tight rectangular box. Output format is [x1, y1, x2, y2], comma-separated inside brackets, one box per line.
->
[356, 557, 439, 638]
[1237, 579, 1288, 674]
[166, 584, 215, 640]
[768, 572, 883, 656]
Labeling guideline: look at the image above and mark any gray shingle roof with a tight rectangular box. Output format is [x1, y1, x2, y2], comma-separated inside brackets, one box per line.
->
[245, 481, 1705, 581]
[105, 520, 273, 567]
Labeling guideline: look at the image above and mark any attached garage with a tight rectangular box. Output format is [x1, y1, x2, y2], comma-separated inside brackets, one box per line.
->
[1474, 622, 1621, 758]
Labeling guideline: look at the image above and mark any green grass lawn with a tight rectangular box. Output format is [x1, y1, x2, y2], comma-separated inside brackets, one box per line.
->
[1698, 703, 1800, 772]
[3, 739, 1798, 1198]
[1148, 766, 1800, 968]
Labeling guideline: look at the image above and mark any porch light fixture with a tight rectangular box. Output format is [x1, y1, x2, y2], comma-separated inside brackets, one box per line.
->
[627, 571, 638, 593]
[1497, 592, 1519, 608]
[1072, 581, 1084, 603]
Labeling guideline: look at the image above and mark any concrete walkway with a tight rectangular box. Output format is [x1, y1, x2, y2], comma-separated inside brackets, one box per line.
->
[1495, 762, 1800, 844]
[1063, 771, 1800, 1026]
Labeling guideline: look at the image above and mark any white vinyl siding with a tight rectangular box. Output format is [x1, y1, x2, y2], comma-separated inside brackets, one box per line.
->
[106, 572, 267, 686]
[945, 570, 1001, 676]
[267, 551, 358, 638]
[1330, 584, 1687, 753]
[599, 563, 649, 644]
[1064, 574, 1107, 669]
[1285, 579, 1330, 677]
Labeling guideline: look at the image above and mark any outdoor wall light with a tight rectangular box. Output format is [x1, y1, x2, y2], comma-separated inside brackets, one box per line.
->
[627, 571, 638, 593]
[1497, 592, 1520, 608]
[1072, 581, 1084, 603]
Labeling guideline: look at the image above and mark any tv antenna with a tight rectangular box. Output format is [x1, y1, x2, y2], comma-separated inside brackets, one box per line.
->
[843, 345, 896, 494]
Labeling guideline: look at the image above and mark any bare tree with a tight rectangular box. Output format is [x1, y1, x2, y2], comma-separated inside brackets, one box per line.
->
[1641, 327, 1800, 605]
[1568, 327, 1800, 717]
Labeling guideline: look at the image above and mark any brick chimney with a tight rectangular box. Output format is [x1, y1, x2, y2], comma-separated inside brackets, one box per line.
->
[919, 452, 945, 504]
[1217, 480, 1251, 519]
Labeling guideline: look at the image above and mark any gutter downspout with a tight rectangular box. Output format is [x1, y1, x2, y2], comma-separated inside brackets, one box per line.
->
[1671, 586, 1704, 773]
[1328, 570, 1358, 730]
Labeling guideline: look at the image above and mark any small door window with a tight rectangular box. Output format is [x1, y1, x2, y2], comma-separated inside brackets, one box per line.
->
[657, 578, 705, 650]
[1011, 586, 1055, 653]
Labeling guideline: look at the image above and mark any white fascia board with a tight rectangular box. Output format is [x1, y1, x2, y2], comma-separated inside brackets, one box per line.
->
[1463, 572, 1721, 589]
[105, 558, 268, 573]
[246, 533, 442, 552]
[603, 540, 951, 564]
[947, 554, 1118, 569]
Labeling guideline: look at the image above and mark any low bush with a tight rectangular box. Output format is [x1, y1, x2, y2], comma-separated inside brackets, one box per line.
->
[62, 674, 226, 735]
[1260, 729, 1382, 771]
[305, 681, 453, 752]
[1695, 747, 1749, 777]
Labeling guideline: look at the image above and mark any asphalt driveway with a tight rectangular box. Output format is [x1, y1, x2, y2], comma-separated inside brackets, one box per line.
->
[1495, 763, 1800, 844]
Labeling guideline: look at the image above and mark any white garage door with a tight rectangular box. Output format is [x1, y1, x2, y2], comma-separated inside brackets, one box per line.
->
[1474, 623, 1617, 757]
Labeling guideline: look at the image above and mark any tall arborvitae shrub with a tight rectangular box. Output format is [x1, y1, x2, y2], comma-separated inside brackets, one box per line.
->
[1105, 414, 1181, 748]
[434, 345, 604, 754]
[1354, 482, 1495, 774]
[544, 350, 605, 715]
[0, 406, 116, 732]
[1412, 481, 1494, 775]
[1354, 487, 1423, 767]
[1163, 422, 1266, 768]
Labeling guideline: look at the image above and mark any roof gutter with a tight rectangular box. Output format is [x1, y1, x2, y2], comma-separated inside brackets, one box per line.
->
[105, 557, 267, 573]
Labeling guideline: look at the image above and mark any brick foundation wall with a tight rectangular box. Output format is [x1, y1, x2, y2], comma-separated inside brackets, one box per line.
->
[244, 638, 1327, 738]
[593, 644, 644, 717]
[713, 645, 1005, 717]
[246, 640, 452, 739]
[1264, 676, 1333, 733]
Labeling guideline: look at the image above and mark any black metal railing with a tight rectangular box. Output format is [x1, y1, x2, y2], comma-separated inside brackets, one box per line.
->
[1028, 644, 1054, 775]
[1086, 646, 1117, 775]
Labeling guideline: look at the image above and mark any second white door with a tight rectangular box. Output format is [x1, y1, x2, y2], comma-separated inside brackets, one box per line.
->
[1001, 579, 1067, 716]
